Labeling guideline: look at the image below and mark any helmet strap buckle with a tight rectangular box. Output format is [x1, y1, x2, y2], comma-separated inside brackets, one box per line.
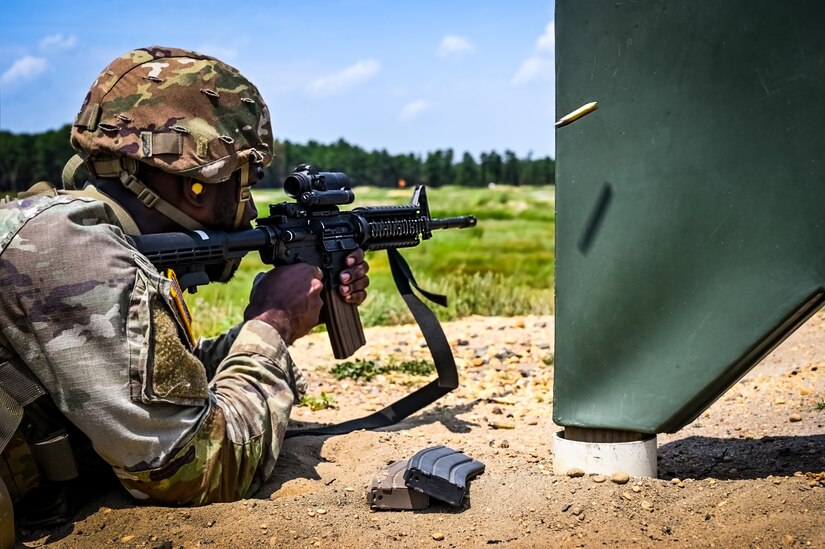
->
[136, 187, 161, 208]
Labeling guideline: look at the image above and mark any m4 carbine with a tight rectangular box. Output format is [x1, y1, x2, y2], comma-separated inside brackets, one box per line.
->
[130, 164, 477, 359]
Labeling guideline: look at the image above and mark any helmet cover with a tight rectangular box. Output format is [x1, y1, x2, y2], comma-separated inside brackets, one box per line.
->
[71, 46, 272, 184]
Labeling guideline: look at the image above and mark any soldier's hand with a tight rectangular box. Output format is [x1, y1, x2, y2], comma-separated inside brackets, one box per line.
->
[244, 263, 324, 345]
[339, 249, 370, 306]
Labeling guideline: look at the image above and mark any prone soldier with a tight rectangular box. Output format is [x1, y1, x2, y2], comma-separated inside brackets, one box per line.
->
[0, 46, 370, 532]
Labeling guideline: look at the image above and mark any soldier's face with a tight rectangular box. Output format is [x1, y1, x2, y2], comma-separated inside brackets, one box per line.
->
[209, 174, 258, 230]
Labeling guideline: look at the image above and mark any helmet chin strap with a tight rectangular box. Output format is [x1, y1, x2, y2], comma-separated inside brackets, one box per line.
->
[233, 161, 254, 229]
[88, 156, 206, 231]
[89, 156, 257, 232]
[118, 171, 206, 231]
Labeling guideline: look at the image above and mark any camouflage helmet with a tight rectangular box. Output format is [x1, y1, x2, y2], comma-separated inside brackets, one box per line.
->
[71, 46, 273, 184]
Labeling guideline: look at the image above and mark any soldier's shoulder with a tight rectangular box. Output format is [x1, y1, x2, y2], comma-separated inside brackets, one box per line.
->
[1, 193, 126, 256]
[1, 192, 112, 226]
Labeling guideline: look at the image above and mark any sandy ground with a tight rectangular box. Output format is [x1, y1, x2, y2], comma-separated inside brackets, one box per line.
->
[17, 314, 825, 548]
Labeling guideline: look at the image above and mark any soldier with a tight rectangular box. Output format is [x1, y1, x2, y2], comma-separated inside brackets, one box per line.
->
[0, 46, 370, 531]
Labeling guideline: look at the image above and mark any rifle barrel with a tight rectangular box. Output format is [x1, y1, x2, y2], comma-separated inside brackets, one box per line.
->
[430, 215, 477, 230]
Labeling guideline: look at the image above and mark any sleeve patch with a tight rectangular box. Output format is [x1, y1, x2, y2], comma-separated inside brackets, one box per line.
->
[149, 297, 209, 404]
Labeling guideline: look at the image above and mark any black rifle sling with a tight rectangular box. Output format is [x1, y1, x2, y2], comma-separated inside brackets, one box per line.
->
[285, 248, 458, 438]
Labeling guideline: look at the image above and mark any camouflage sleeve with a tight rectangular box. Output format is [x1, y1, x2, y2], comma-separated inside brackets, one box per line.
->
[193, 324, 244, 379]
[0, 197, 305, 505]
[114, 320, 306, 504]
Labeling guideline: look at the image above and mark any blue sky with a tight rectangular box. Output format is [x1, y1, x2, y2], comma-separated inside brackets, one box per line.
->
[0, 1, 555, 160]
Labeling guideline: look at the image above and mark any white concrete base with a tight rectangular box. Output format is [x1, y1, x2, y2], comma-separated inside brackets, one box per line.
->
[552, 430, 658, 478]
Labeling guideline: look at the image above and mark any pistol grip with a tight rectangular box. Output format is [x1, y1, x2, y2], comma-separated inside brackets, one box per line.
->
[322, 287, 366, 359]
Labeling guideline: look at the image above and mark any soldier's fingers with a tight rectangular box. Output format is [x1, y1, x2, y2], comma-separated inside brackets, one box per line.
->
[347, 275, 369, 292]
[345, 248, 365, 266]
[339, 273, 368, 296]
[344, 289, 367, 305]
[340, 261, 369, 284]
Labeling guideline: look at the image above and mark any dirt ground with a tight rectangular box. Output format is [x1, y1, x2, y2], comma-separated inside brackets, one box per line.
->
[18, 313, 825, 548]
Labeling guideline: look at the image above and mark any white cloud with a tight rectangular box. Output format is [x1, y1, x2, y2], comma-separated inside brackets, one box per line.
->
[511, 56, 552, 86]
[437, 35, 475, 61]
[39, 33, 77, 50]
[512, 21, 554, 86]
[307, 59, 380, 96]
[1, 56, 48, 87]
[399, 99, 431, 122]
[536, 22, 555, 55]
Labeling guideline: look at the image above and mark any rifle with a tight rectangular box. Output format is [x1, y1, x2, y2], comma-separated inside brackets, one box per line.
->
[132, 165, 476, 436]
[131, 164, 476, 359]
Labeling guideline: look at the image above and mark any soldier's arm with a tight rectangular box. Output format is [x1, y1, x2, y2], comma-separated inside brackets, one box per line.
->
[0, 200, 302, 505]
[193, 324, 244, 379]
[114, 320, 305, 503]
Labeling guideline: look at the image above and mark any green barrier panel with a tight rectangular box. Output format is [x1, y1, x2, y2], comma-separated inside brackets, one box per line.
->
[553, 0, 825, 433]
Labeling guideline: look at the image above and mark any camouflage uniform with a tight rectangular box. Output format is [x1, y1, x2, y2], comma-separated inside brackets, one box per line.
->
[0, 47, 307, 506]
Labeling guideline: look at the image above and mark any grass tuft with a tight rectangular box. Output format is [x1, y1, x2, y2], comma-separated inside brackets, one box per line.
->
[300, 392, 338, 411]
[330, 358, 436, 382]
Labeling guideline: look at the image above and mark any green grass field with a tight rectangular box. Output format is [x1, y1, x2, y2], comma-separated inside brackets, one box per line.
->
[190, 185, 555, 337]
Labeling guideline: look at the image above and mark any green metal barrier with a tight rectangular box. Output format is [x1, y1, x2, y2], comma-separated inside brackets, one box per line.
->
[553, 0, 825, 433]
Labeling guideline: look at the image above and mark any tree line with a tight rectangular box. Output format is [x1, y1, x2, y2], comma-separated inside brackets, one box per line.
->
[0, 125, 555, 192]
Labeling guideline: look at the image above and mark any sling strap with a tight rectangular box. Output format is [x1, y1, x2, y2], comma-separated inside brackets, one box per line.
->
[285, 248, 458, 438]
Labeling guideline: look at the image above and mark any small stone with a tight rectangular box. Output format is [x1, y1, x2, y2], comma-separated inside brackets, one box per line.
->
[641, 500, 654, 511]
[316, 508, 328, 515]
[592, 475, 607, 483]
[269, 536, 279, 547]
[120, 535, 135, 543]
[344, 487, 355, 492]
[632, 486, 642, 493]
[566, 468, 585, 478]
[432, 532, 445, 541]
[499, 440, 510, 449]
[789, 414, 802, 423]
[491, 406, 503, 415]
[489, 421, 515, 430]
[561, 503, 572, 512]
[571, 506, 583, 516]
[622, 492, 633, 501]
[611, 471, 630, 484]
[671, 478, 681, 485]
